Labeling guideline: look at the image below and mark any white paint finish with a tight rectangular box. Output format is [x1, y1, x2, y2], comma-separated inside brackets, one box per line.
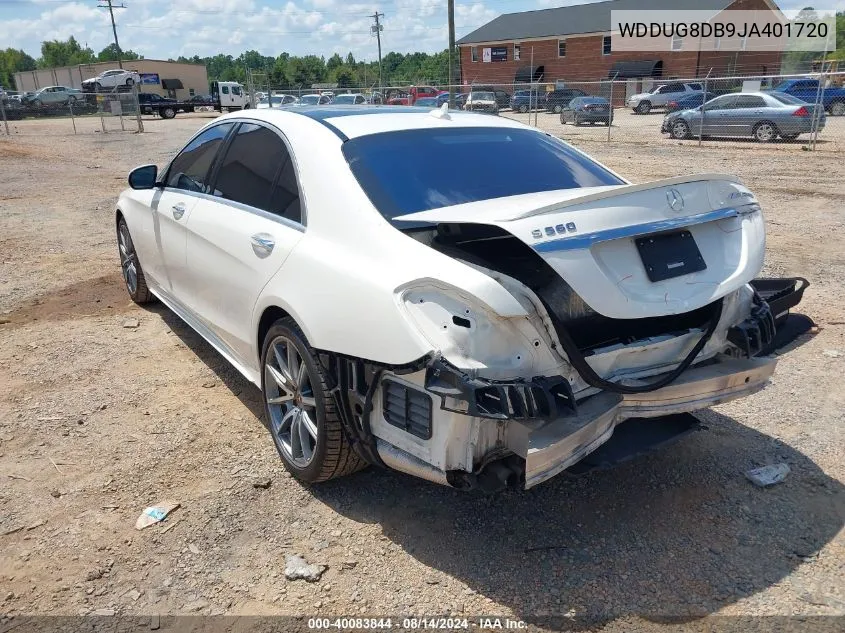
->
[182, 196, 304, 370]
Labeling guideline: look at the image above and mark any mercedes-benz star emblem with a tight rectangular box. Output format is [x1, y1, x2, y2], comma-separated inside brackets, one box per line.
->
[666, 188, 685, 212]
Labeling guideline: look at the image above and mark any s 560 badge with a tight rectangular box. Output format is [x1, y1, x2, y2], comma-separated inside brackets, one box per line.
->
[532, 222, 577, 239]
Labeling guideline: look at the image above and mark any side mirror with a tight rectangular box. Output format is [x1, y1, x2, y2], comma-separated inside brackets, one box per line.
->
[128, 164, 158, 190]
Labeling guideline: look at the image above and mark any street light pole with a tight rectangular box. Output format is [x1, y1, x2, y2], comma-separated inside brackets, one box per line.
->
[447, 0, 455, 108]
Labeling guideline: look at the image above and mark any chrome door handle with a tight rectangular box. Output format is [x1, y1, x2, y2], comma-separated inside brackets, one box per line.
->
[171, 203, 186, 220]
[250, 233, 275, 258]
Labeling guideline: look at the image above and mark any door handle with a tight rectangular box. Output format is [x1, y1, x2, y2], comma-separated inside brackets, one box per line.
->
[171, 203, 186, 220]
[250, 233, 275, 258]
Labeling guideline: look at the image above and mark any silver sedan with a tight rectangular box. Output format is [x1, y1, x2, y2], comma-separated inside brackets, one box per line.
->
[661, 91, 825, 142]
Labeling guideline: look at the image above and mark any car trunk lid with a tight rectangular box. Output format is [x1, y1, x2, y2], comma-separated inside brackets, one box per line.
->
[394, 173, 765, 319]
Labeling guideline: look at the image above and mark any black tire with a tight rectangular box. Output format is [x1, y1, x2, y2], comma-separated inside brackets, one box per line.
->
[574, 117, 582, 126]
[670, 119, 690, 140]
[126, 78, 135, 86]
[636, 101, 652, 114]
[552, 104, 563, 113]
[33, 99, 42, 108]
[780, 133, 800, 141]
[160, 107, 176, 119]
[94, 82, 102, 92]
[753, 120, 778, 143]
[519, 104, 528, 113]
[828, 100, 845, 116]
[560, 112, 566, 124]
[117, 218, 153, 304]
[261, 318, 366, 484]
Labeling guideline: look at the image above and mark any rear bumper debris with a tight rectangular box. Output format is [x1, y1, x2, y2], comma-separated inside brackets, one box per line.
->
[505, 356, 777, 489]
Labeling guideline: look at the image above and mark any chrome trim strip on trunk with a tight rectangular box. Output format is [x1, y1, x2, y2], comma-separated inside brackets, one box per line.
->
[533, 207, 741, 253]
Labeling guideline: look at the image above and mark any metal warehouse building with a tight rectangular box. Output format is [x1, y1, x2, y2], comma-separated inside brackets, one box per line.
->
[13, 59, 209, 100]
[457, 0, 784, 85]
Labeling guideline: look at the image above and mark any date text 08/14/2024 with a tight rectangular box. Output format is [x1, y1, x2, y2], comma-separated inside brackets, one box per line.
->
[307, 617, 529, 629]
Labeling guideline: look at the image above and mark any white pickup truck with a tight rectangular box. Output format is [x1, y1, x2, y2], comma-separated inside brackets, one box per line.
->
[628, 82, 704, 114]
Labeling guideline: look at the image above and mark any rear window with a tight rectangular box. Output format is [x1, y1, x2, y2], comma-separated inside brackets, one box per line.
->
[343, 128, 624, 222]
[766, 91, 808, 105]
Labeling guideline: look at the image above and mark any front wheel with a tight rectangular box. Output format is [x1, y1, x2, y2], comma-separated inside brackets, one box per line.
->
[94, 82, 102, 92]
[261, 319, 366, 484]
[828, 101, 845, 116]
[753, 121, 778, 143]
[635, 101, 652, 114]
[671, 119, 690, 139]
[126, 78, 135, 86]
[117, 218, 153, 304]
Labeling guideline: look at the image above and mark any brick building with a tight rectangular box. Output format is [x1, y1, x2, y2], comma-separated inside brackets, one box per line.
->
[457, 0, 784, 86]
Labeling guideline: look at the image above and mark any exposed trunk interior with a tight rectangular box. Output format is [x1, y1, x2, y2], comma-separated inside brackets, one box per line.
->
[420, 222, 715, 354]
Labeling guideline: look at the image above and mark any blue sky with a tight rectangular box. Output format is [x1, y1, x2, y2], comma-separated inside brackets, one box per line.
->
[0, 0, 834, 61]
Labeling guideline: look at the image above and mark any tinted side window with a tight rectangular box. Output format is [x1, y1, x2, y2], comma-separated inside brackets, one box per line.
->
[222, 86, 229, 95]
[269, 159, 302, 223]
[166, 123, 233, 192]
[704, 95, 737, 110]
[734, 95, 766, 108]
[666, 83, 685, 93]
[213, 123, 287, 210]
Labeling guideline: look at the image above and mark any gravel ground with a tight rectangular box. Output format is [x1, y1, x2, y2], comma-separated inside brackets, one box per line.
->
[0, 114, 843, 632]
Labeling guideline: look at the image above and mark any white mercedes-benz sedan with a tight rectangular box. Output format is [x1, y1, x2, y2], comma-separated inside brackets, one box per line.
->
[115, 105, 792, 490]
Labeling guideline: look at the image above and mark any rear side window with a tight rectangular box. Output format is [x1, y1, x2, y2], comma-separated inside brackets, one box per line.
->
[343, 127, 624, 223]
[213, 123, 289, 211]
[734, 95, 766, 108]
[166, 123, 233, 192]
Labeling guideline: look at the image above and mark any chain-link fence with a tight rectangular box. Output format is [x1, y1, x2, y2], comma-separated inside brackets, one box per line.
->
[1, 84, 144, 136]
[246, 70, 842, 152]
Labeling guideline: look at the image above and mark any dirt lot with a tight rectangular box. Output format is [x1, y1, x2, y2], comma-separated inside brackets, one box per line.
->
[1, 114, 843, 631]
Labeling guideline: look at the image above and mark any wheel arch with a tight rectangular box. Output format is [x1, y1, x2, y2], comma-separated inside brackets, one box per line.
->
[257, 305, 293, 362]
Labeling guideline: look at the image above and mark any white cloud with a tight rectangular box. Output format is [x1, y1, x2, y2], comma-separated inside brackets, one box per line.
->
[1, 0, 505, 61]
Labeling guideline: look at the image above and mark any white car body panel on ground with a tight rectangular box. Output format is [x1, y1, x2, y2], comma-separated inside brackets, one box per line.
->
[116, 107, 784, 490]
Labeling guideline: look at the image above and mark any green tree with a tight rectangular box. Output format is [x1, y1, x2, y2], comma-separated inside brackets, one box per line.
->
[286, 55, 326, 87]
[334, 67, 355, 88]
[345, 52, 356, 66]
[0, 48, 37, 90]
[97, 43, 140, 62]
[38, 36, 95, 68]
[326, 53, 344, 73]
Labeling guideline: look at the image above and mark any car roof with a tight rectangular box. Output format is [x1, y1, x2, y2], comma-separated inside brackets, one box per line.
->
[222, 106, 529, 141]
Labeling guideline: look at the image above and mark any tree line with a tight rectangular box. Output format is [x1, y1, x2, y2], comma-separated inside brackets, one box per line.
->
[0, 36, 452, 91]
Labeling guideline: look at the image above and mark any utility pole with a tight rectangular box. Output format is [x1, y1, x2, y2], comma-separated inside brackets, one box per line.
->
[447, 0, 455, 107]
[98, 0, 126, 69]
[370, 11, 384, 94]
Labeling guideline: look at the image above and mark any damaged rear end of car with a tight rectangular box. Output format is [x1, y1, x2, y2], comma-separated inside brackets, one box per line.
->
[332, 125, 786, 490]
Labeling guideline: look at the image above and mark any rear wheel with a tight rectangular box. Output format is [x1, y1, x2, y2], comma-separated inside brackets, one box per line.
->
[117, 218, 153, 304]
[828, 100, 845, 116]
[671, 119, 690, 139]
[552, 104, 562, 113]
[261, 319, 366, 483]
[636, 101, 652, 114]
[160, 107, 176, 119]
[518, 104, 528, 113]
[753, 121, 778, 143]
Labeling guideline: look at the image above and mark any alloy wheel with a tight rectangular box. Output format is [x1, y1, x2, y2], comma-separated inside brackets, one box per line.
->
[755, 122, 776, 142]
[264, 336, 319, 467]
[672, 120, 690, 139]
[118, 223, 138, 295]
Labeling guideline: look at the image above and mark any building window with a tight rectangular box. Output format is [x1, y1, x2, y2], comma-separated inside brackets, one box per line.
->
[671, 34, 683, 51]
[514, 43, 520, 61]
[602, 35, 611, 55]
[189, 88, 195, 96]
[558, 39, 566, 57]
[471, 46, 478, 62]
